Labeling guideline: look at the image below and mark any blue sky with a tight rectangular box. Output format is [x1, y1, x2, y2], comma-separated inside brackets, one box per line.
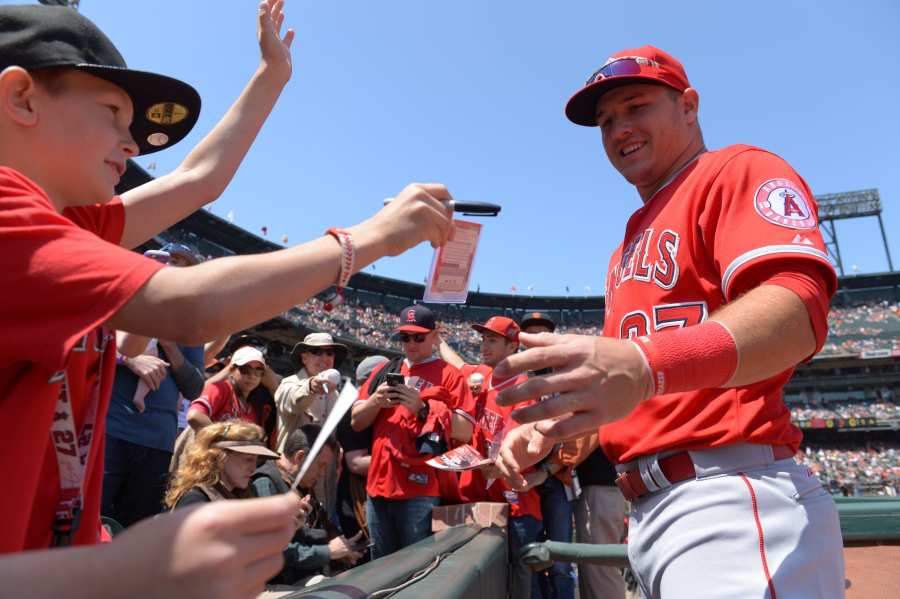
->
[41, 0, 900, 294]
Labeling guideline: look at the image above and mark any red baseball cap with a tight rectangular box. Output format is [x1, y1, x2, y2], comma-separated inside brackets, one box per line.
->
[472, 316, 520, 343]
[565, 45, 691, 127]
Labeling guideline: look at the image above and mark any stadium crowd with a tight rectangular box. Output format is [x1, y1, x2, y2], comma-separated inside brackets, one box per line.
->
[798, 444, 899, 497]
[276, 286, 900, 361]
[820, 300, 900, 355]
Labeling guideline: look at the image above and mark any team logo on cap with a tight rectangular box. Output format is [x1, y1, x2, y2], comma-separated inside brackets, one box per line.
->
[406, 309, 416, 323]
[754, 179, 816, 229]
[146, 102, 189, 126]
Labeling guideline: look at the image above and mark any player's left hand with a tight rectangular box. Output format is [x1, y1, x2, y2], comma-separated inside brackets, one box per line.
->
[517, 468, 549, 492]
[493, 332, 654, 441]
[493, 422, 557, 488]
[257, 0, 295, 81]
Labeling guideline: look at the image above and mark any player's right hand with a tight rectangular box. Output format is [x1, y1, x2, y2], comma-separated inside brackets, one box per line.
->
[493, 332, 654, 442]
[366, 183, 454, 256]
[108, 494, 300, 599]
[124, 354, 170, 391]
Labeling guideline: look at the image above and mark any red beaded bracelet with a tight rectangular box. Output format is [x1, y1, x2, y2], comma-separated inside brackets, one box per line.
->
[322, 228, 354, 312]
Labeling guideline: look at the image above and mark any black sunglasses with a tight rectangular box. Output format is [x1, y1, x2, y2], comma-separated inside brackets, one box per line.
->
[306, 348, 336, 357]
[238, 365, 265, 377]
[399, 333, 428, 343]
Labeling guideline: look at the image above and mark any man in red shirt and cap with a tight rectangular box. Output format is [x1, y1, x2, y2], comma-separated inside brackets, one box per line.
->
[351, 304, 474, 558]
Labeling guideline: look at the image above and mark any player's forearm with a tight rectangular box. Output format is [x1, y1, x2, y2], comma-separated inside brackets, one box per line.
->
[119, 66, 289, 249]
[109, 225, 385, 344]
[713, 284, 817, 387]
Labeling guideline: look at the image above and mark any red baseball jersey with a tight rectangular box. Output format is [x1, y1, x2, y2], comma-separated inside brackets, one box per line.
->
[600, 145, 837, 464]
[191, 380, 260, 425]
[458, 365, 542, 521]
[0, 167, 163, 551]
[360, 357, 473, 499]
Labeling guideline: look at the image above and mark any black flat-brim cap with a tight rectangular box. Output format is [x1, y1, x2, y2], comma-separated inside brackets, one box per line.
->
[0, 5, 200, 155]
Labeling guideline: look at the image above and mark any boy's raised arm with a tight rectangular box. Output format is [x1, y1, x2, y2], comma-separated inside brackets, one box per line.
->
[120, 0, 294, 249]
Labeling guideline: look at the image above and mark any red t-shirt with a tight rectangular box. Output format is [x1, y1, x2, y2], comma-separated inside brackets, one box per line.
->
[599, 145, 837, 464]
[191, 380, 260, 424]
[359, 357, 473, 499]
[0, 167, 164, 552]
[458, 365, 542, 521]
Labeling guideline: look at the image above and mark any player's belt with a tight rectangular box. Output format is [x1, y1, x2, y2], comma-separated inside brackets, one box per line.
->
[614, 445, 795, 501]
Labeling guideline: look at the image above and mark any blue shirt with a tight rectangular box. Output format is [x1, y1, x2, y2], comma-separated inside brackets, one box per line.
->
[106, 344, 204, 452]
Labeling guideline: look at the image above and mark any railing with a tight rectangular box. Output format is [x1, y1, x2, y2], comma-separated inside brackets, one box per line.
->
[287, 525, 507, 599]
[518, 497, 900, 571]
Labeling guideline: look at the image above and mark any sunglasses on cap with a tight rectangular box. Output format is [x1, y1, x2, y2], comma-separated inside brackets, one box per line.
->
[585, 56, 660, 85]
[399, 333, 428, 343]
[306, 348, 335, 357]
[238, 365, 265, 377]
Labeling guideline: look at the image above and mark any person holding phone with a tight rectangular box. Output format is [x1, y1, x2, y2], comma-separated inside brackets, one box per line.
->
[351, 305, 475, 558]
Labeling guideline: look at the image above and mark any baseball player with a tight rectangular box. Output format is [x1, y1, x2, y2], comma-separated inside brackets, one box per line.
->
[494, 46, 844, 598]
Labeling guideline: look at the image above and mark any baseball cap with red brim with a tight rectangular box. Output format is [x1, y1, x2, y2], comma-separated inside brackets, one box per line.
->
[565, 45, 691, 127]
[394, 304, 437, 334]
[472, 316, 520, 343]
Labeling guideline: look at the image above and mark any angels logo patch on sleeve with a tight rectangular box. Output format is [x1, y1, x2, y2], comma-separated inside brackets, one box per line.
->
[753, 178, 817, 229]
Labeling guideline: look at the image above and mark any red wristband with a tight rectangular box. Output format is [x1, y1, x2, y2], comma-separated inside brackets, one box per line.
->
[631, 320, 738, 396]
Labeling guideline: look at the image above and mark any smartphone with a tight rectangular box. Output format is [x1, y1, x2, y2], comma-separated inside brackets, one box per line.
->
[385, 373, 405, 387]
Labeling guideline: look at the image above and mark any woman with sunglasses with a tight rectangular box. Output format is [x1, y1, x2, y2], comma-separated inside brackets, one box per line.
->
[165, 420, 281, 509]
[187, 346, 268, 433]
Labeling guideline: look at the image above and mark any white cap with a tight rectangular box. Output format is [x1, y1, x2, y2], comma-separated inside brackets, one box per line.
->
[231, 346, 266, 367]
[469, 372, 484, 384]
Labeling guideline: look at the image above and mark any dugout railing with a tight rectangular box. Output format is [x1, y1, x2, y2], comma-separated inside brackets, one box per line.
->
[279, 497, 898, 598]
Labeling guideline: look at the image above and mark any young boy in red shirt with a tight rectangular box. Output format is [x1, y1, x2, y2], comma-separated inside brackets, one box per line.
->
[0, 4, 453, 597]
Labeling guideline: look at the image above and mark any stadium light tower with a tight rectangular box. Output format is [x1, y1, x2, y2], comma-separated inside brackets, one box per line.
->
[815, 189, 894, 276]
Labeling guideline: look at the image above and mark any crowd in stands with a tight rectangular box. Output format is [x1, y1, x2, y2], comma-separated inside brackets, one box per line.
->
[275, 287, 900, 361]
[797, 444, 899, 497]
[790, 400, 900, 421]
[820, 300, 900, 355]
[284, 295, 605, 362]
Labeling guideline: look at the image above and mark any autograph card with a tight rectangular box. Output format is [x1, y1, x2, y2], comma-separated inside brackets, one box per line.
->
[426, 443, 492, 471]
[423, 220, 481, 304]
